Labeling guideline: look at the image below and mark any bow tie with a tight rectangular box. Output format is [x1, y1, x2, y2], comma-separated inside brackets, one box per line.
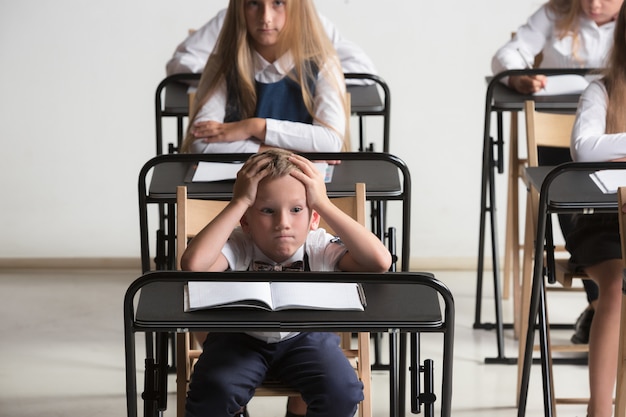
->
[251, 260, 304, 272]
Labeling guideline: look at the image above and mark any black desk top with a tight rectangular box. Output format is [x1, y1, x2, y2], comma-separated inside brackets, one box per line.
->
[131, 271, 445, 332]
[125, 270, 455, 417]
[525, 164, 620, 211]
[147, 155, 403, 200]
[163, 81, 384, 116]
[490, 82, 580, 112]
[486, 68, 596, 113]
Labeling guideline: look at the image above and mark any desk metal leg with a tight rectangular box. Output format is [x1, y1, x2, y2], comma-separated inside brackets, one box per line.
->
[389, 329, 400, 417]
[125, 330, 138, 417]
[518, 274, 556, 417]
[156, 333, 169, 413]
[476, 111, 515, 364]
[411, 332, 420, 414]
[141, 333, 169, 417]
[518, 209, 556, 417]
[399, 333, 407, 417]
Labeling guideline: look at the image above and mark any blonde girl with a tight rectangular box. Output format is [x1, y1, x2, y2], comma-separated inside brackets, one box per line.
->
[492, 0, 622, 94]
[181, 0, 346, 154]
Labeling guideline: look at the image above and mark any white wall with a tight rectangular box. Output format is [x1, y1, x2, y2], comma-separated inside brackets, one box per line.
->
[0, 0, 545, 265]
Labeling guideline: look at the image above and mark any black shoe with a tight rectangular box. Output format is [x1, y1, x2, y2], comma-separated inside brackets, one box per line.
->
[571, 307, 594, 344]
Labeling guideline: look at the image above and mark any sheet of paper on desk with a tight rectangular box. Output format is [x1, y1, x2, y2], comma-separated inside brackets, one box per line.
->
[589, 170, 626, 194]
[534, 74, 589, 96]
[192, 161, 333, 182]
[192, 162, 244, 182]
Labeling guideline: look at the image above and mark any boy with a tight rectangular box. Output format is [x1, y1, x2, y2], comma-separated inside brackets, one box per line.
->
[181, 149, 391, 417]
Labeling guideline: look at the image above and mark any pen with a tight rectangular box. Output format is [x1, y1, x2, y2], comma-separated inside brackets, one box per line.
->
[517, 48, 534, 69]
[517, 48, 546, 92]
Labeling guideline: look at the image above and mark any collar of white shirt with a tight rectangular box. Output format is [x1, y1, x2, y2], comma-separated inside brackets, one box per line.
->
[253, 50, 295, 83]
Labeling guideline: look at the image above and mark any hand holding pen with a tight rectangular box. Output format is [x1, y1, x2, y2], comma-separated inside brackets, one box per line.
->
[508, 48, 547, 94]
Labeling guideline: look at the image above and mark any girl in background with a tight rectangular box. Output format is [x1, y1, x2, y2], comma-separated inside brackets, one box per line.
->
[492, 0, 621, 94]
[492, 0, 622, 345]
[180, 0, 347, 155]
[569, 2, 626, 414]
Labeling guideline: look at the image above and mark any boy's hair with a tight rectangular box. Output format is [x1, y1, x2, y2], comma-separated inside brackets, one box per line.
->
[252, 148, 302, 179]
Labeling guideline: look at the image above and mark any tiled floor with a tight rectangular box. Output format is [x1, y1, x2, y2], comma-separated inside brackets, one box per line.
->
[0, 267, 592, 417]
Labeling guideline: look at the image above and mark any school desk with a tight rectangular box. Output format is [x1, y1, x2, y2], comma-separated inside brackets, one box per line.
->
[138, 152, 411, 273]
[137, 151, 411, 399]
[476, 68, 593, 364]
[518, 162, 626, 417]
[155, 73, 390, 155]
[124, 270, 455, 417]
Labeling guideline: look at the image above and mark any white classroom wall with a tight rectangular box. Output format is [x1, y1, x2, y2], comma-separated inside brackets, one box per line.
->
[0, 0, 545, 267]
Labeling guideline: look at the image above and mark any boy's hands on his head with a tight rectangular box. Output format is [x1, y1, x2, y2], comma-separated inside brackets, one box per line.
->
[288, 154, 331, 211]
[288, 153, 391, 272]
[232, 153, 273, 208]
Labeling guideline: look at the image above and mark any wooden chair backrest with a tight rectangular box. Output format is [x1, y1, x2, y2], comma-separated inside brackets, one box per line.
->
[177, 183, 367, 269]
[524, 100, 576, 167]
[176, 187, 228, 270]
[319, 182, 365, 234]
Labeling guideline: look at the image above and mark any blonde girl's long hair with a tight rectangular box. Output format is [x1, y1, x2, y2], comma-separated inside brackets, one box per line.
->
[181, 0, 345, 153]
[604, 1, 626, 133]
[547, 0, 583, 62]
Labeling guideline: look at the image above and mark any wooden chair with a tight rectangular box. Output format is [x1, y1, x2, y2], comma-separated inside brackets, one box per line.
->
[615, 186, 626, 416]
[175, 183, 372, 417]
[517, 100, 589, 406]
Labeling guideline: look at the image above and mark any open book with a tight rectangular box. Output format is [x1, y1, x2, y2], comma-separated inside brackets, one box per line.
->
[184, 281, 366, 312]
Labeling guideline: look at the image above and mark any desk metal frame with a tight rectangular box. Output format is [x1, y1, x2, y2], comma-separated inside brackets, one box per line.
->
[124, 271, 455, 417]
[155, 73, 391, 155]
[517, 162, 626, 417]
[476, 69, 593, 364]
[138, 152, 411, 274]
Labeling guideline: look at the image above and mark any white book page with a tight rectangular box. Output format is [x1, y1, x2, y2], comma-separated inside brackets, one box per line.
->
[191, 161, 332, 183]
[270, 282, 364, 311]
[192, 162, 244, 182]
[589, 170, 626, 194]
[534, 74, 589, 96]
[185, 281, 273, 311]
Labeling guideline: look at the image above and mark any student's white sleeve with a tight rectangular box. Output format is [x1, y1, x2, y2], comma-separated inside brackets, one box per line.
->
[264, 62, 345, 152]
[306, 229, 348, 271]
[165, 9, 226, 76]
[491, 5, 552, 82]
[189, 79, 262, 154]
[221, 229, 254, 271]
[571, 81, 626, 162]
